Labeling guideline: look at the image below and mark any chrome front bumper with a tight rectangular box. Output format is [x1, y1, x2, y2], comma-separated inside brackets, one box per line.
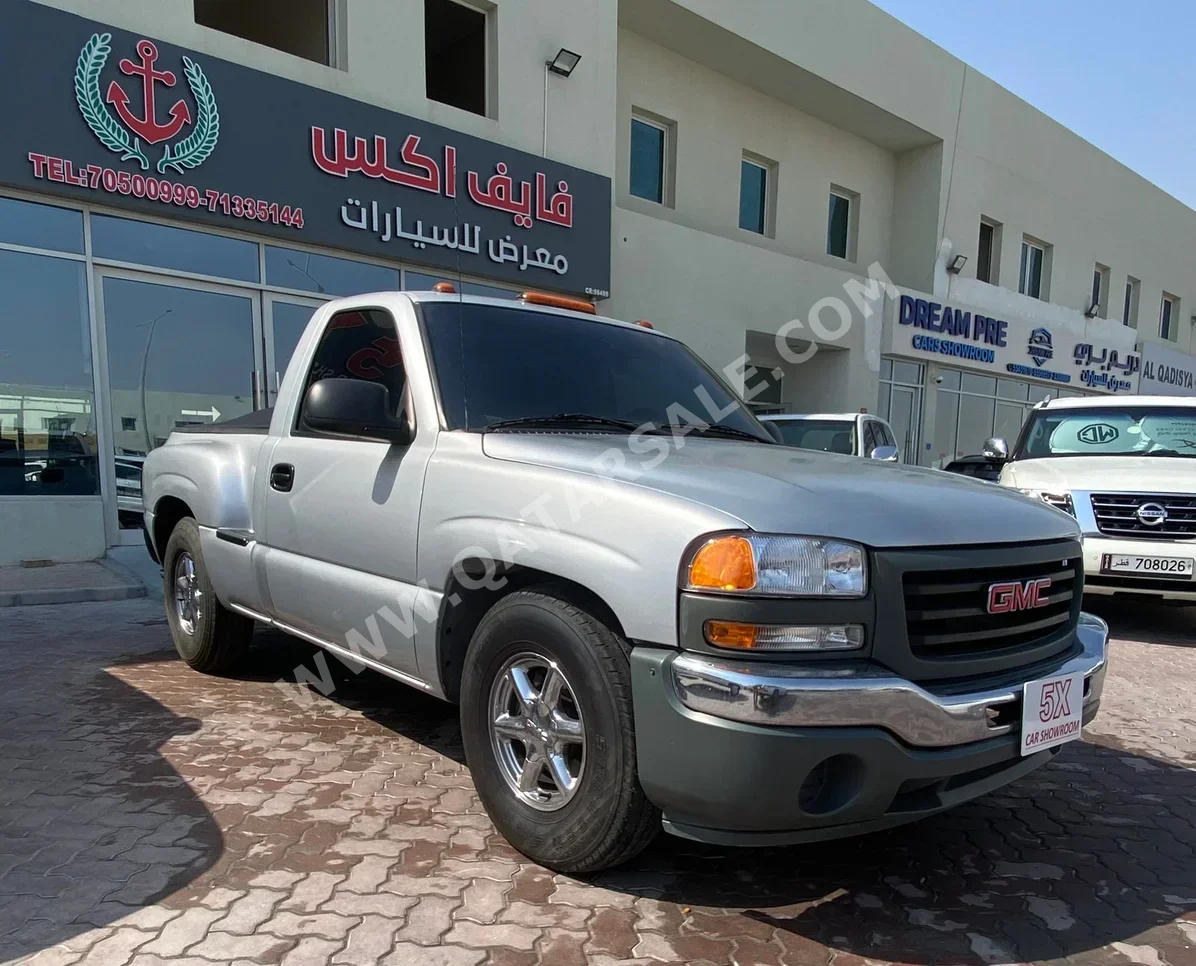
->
[671, 612, 1108, 748]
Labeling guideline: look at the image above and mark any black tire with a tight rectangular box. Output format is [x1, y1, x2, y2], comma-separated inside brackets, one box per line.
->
[162, 517, 253, 675]
[460, 587, 659, 873]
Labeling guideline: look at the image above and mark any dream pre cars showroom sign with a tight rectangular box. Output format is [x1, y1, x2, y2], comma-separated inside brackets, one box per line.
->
[887, 293, 1141, 394]
[0, 1, 613, 298]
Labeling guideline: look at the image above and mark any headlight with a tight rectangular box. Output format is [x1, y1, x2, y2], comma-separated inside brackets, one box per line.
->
[1018, 489, 1074, 515]
[684, 534, 867, 597]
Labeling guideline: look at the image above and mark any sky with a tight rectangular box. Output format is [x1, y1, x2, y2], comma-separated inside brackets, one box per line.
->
[868, 0, 1196, 210]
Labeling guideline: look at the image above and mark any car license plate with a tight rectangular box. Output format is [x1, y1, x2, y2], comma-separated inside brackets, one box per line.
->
[1101, 553, 1194, 578]
[1021, 671, 1084, 756]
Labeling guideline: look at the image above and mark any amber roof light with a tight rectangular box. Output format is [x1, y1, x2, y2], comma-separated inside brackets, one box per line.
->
[518, 291, 597, 314]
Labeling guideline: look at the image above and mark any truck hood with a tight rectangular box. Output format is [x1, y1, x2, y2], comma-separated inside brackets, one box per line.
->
[1003, 456, 1196, 493]
[481, 434, 1079, 549]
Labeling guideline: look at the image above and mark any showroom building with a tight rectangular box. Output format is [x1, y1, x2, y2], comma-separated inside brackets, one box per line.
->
[2, 0, 1195, 564]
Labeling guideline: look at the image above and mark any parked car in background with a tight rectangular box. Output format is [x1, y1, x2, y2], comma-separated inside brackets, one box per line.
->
[115, 455, 146, 528]
[760, 413, 900, 460]
[142, 290, 1107, 873]
[990, 395, 1196, 602]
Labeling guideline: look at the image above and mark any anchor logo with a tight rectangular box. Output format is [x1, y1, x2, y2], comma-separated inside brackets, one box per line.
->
[106, 40, 192, 145]
[75, 32, 220, 174]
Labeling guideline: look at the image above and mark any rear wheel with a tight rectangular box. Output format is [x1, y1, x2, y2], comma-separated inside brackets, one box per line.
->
[162, 517, 253, 674]
[460, 588, 659, 873]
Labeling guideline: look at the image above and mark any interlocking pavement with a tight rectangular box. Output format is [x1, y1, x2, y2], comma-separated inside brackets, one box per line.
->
[1, 596, 1194, 966]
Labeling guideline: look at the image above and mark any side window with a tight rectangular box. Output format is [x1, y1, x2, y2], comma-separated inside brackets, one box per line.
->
[297, 308, 408, 429]
[863, 421, 879, 454]
[878, 422, 897, 449]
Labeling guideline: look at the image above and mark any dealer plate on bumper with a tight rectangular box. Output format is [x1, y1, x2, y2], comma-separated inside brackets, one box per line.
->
[1101, 553, 1193, 578]
[1021, 671, 1084, 756]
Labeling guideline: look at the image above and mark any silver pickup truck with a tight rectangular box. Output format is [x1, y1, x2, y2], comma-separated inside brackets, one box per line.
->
[142, 290, 1108, 873]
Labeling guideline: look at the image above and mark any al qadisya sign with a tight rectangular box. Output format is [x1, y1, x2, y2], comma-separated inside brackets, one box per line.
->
[0, 2, 612, 298]
[888, 294, 1141, 394]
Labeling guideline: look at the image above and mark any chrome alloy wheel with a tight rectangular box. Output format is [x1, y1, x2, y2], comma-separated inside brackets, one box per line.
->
[173, 551, 203, 636]
[488, 653, 586, 811]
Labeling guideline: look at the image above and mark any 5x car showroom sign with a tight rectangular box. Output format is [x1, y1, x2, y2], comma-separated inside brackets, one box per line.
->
[887, 293, 1141, 394]
[0, 1, 613, 298]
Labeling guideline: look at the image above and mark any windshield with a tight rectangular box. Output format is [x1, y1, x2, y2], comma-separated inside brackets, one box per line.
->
[1016, 406, 1196, 459]
[421, 302, 772, 441]
[770, 419, 855, 454]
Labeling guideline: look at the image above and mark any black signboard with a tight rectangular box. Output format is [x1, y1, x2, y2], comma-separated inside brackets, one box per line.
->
[0, 2, 612, 297]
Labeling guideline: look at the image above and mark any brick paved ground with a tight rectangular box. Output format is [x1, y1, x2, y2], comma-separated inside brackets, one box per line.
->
[1, 596, 1193, 966]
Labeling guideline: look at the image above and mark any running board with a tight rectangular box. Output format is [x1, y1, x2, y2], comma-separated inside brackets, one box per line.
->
[224, 601, 434, 693]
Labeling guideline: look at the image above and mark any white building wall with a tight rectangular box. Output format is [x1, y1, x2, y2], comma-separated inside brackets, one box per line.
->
[34, 0, 619, 176]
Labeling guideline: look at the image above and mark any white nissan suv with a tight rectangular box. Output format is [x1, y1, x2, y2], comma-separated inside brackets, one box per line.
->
[989, 395, 1196, 602]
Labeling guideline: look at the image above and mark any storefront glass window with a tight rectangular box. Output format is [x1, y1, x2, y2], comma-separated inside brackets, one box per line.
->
[92, 215, 260, 282]
[997, 379, 1029, 401]
[265, 246, 399, 296]
[0, 250, 97, 496]
[932, 388, 959, 466]
[961, 373, 996, 395]
[930, 365, 1090, 466]
[957, 394, 995, 456]
[0, 197, 84, 254]
[102, 277, 256, 526]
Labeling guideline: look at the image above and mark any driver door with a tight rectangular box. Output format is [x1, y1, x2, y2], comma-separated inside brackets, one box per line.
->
[261, 305, 433, 680]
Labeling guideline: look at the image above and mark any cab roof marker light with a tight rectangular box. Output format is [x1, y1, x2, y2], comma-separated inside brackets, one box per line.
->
[518, 291, 597, 314]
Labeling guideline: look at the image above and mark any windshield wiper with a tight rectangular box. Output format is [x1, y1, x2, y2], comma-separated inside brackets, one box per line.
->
[690, 423, 772, 443]
[484, 413, 640, 433]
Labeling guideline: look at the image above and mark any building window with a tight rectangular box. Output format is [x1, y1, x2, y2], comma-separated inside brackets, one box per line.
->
[738, 155, 773, 236]
[0, 250, 98, 496]
[1091, 264, 1109, 316]
[1161, 294, 1178, 342]
[1123, 276, 1140, 327]
[827, 188, 857, 260]
[1018, 238, 1048, 300]
[194, 0, 338, 67]
[121, 417, 137, 432]
[425, 0, 490, 117]
[976, 219, 1000, 284]
[630, 113, 671, 206]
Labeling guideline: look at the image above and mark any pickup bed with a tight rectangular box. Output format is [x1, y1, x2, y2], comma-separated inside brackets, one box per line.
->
[143, 290, 1108, 872]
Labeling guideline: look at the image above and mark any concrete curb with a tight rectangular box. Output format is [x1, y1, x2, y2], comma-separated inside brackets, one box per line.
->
[0, 558, 148, 608]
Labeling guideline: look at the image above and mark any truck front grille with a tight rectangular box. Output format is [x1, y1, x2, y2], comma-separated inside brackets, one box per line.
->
[1090, 493, 1196, 540]
[903, 557, 1078, 660]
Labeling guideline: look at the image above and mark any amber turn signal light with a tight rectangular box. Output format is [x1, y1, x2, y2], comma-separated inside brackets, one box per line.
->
[687, 536, 756, 592]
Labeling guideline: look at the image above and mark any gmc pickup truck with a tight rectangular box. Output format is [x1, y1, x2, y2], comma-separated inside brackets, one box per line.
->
[142, 289, 1108, 873]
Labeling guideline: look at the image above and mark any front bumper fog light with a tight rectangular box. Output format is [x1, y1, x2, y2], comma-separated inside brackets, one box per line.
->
[704, 620, 865, 652]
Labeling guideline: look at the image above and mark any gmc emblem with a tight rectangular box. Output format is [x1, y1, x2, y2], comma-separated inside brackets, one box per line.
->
[987, 578, 1052, 614]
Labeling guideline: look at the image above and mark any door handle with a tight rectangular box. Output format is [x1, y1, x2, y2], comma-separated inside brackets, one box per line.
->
[270, 463, 295, 492]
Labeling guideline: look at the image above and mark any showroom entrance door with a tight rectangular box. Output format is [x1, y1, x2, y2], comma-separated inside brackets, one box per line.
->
[264, 295, 325, 406]
[97, 271, 264, 544]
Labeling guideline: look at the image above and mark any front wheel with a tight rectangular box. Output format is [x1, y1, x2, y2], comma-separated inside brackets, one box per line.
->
[162, 517, 253, 674]
[460, 588, 659, 873]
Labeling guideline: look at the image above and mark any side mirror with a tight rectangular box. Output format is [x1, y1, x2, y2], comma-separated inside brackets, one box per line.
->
[869, 445, 899, 462]
[762, 422, 785, 444]
[982, 437, 1009, 460]
[303, 378, 413, 445]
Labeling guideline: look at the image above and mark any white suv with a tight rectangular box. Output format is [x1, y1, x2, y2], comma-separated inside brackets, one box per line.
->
[760, 413, 900, 461]
[991, 395, 1196, 602]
